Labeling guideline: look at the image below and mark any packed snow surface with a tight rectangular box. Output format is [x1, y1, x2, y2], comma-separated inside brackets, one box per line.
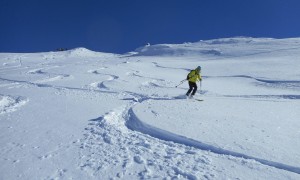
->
[1, 37, 300, 179]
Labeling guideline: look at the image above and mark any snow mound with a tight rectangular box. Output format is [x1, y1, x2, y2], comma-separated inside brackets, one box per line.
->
[27, 69, 45, 74]
[133, 37, 299, 57]
[204, 37, 258, 44]
[0, 95, 28, 114]
[67, 47, 115, 57]
[134, 44, 222, 56]
[68, 47, 97, 56]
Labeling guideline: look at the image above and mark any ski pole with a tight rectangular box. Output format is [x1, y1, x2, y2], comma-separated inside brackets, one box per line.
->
[175, 79, 186, 88]
[199, 80, 202, 93]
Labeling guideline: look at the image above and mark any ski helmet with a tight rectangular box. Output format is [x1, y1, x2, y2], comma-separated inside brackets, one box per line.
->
[196, 66, 201, 70]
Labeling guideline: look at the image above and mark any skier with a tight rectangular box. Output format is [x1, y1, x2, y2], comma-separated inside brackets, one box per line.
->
[186, 66, 202, 98]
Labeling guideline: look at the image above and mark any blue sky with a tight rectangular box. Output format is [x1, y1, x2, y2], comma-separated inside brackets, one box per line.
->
[1, 0, 300, 53]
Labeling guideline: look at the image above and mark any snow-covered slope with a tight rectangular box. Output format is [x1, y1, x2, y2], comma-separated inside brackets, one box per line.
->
[1, 38, 300, 179]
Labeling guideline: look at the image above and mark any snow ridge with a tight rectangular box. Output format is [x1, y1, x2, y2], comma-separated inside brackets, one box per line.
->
[80, 104, 215, 179]
[126, 107, 300, 175]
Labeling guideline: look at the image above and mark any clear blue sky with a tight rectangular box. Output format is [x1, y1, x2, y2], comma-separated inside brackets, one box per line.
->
[1, 0, 300, 53]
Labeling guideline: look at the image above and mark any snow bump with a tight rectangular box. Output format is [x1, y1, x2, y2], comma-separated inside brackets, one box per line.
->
[0, 95, 28, 115]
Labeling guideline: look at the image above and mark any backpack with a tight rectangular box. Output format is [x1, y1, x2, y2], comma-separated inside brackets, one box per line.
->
[186, 70, 192, 80]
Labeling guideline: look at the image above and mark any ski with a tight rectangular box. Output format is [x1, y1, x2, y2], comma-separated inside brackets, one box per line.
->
[186, 96, 204, 101]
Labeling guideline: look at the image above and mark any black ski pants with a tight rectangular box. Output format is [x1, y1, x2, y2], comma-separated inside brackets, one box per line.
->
[186, 81, 197, 96]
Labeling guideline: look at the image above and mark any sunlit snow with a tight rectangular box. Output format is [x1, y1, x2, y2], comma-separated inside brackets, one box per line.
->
[1, 37, 300, 179]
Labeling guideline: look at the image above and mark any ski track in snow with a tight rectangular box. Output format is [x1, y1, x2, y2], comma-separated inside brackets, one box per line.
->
[80, 92, 300, 179]
[38, 60, 300, 177]
[150, 63, 300, 100]
[87, 70, 119, 90]
[204, 75, 300, 100]
[2, 62, 300, 177]
[209, 75, 300, 91]
[0, 77, 118, 95]
[79, 64, 300, 178]
[25, 67, 73, 83]
[152, 62, 191, 72]
[127, 105, 300, 175]
[80, 103, 216, 179]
